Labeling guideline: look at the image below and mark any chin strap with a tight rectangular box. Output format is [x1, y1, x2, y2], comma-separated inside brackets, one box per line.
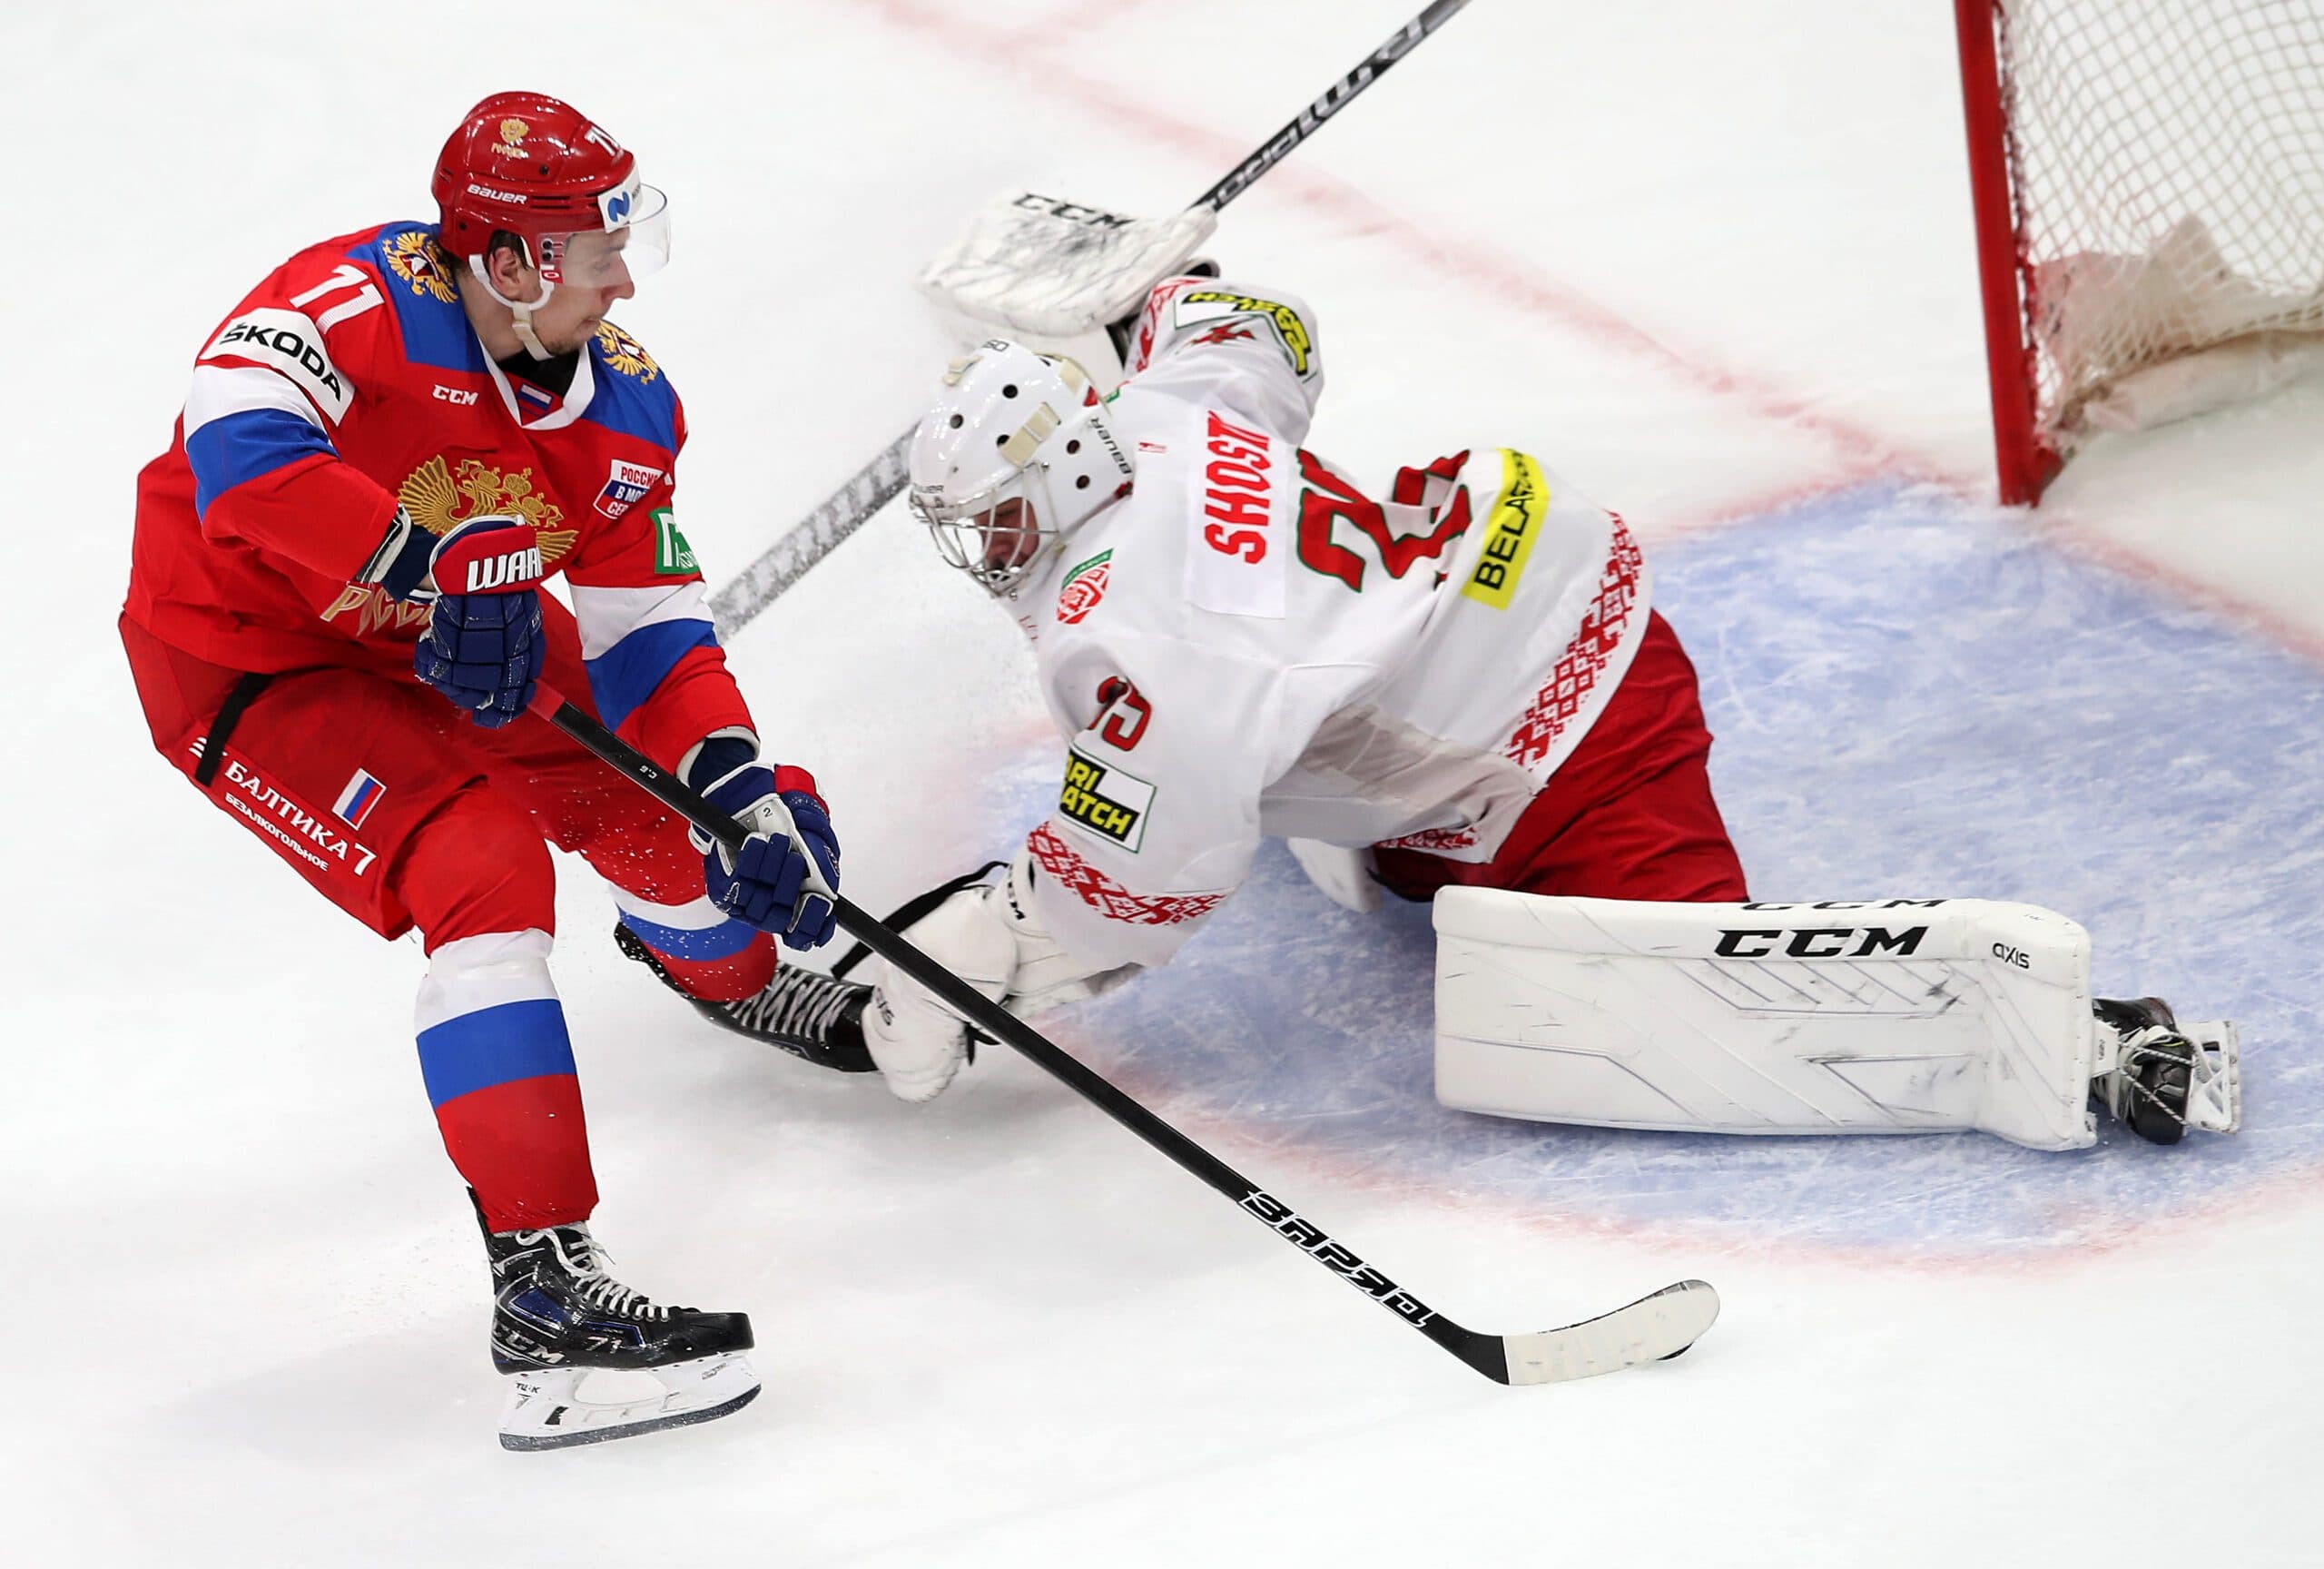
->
[466, 252, 557, 360]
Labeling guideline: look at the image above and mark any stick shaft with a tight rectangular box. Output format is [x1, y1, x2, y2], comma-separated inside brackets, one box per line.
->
[1191, 0, 1475, 213]
[527, 683, 1505, 1377]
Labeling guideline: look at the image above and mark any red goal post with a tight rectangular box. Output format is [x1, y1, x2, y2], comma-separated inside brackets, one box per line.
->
[1955, 0, 2324, 504]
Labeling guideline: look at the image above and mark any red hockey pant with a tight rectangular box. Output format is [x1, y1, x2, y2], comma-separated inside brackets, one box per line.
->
[1372, 611, 1748, 903]
[120, 608, 775, 1231]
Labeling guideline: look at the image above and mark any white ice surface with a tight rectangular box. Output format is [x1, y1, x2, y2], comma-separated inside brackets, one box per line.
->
[5, 2, 2320, 1564]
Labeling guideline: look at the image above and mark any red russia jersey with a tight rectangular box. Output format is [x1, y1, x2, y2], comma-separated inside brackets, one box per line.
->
[125, 220, 751, 768]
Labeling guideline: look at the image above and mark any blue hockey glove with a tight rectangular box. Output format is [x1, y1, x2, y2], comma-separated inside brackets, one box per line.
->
[411, 518, 547, 729]
[686, 739, 841, 947]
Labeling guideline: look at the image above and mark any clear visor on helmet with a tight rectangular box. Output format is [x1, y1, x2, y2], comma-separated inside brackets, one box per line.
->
[540, 182, 671, 288]
[908, 475, 1056, 596]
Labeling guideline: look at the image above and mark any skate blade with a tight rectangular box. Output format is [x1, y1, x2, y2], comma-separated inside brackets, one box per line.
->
[2179, 1020, 2242, 1134]
[497, 1351, 761, 1452]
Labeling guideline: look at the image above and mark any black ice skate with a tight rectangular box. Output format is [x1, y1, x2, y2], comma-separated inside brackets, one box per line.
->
[2090, 996, 2242, 1144]
[483, 1210, 760, 1451]
[615, 922, 875, 1072]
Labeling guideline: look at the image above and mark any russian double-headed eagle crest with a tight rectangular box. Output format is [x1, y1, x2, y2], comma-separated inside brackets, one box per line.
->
[497, 118, 528, 153]
[595, 321, 660, 383]
[397, 457, 576, 566]
[384, 231, 458, 304]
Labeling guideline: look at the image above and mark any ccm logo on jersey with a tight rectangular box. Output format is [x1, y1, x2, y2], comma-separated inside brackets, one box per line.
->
[1059, 748, 1155, 852]
[202, 308, 353, 423]
[1714, 926, 1929, 959]
[432, 384, 479, 406]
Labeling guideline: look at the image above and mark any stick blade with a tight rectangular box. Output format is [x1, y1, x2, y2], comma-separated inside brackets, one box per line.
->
[1500, 1278, 1720, 1386]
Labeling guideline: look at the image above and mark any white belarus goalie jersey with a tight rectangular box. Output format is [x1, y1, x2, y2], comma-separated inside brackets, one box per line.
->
[1001, 277, 1653, 973]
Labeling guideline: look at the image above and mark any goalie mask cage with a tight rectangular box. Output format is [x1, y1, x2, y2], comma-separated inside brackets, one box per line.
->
[1955, 0, 2324, 503]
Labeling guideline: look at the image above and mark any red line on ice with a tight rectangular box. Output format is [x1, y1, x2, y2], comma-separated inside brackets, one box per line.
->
[854, 0, 1958, 518]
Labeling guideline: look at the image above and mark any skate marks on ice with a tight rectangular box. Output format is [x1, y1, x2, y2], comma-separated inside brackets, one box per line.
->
[977, 484, 2324, 1256]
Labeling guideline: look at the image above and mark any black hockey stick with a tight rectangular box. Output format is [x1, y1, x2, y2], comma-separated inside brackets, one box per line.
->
[531, 681, 1718, 1385]
[708, 0, 1480, 636]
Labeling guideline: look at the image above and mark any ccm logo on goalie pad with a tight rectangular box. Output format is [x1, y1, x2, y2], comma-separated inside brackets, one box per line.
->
[1714, 926, 1929, 959]
[1059, 748, 1154, 852]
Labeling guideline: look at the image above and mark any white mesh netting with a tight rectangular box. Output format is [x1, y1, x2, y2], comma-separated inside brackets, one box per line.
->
[1998, 0, 2324, 443]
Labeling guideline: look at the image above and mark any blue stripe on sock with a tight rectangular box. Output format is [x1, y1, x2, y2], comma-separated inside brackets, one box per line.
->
[618, 911, 761, 962]
[417, 999, 577, 1109]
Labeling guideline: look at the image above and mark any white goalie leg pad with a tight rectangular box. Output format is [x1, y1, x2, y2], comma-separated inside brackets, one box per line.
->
[1433, 892, 2103, 1150]
[498, 1352, 760, 1452]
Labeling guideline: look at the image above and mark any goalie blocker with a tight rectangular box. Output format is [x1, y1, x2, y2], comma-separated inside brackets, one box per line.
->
[1433, 892, 2240, 1150]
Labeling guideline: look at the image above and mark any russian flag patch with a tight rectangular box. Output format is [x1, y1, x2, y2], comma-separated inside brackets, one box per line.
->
[332, 768, 386, 828]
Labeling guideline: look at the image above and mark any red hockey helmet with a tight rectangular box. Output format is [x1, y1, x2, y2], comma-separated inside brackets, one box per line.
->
[431, 92, 669, 286]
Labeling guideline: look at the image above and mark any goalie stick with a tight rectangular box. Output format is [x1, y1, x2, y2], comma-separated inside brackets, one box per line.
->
[529, 679, 1719, 1385]
[707, 0, 1479, 637]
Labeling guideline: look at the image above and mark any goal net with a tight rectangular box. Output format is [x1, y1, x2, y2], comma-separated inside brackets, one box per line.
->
[1957, 0, 2324, 501]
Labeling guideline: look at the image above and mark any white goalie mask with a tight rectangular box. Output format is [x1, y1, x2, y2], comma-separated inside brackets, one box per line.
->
[906, 340, 1134, 596]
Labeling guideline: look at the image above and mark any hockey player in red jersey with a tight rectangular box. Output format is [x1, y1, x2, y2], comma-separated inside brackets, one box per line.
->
[120, 92, 867, 1449]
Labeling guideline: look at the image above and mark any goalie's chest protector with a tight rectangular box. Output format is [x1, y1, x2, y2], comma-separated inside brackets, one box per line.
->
[1017, 388, 1658, 853]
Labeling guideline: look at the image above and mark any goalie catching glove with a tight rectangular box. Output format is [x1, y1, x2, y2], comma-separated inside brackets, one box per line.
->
[863, 850, 1134, 1102]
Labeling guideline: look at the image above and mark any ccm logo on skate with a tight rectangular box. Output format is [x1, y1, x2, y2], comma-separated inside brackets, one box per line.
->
[1239, 1191, 1434, 1325]
[1714, 926, 1928, 959]
[1201, 410, 1274, 561]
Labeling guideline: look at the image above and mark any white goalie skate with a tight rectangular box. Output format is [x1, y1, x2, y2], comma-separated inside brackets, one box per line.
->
[2091, 997, 2242, 1146]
